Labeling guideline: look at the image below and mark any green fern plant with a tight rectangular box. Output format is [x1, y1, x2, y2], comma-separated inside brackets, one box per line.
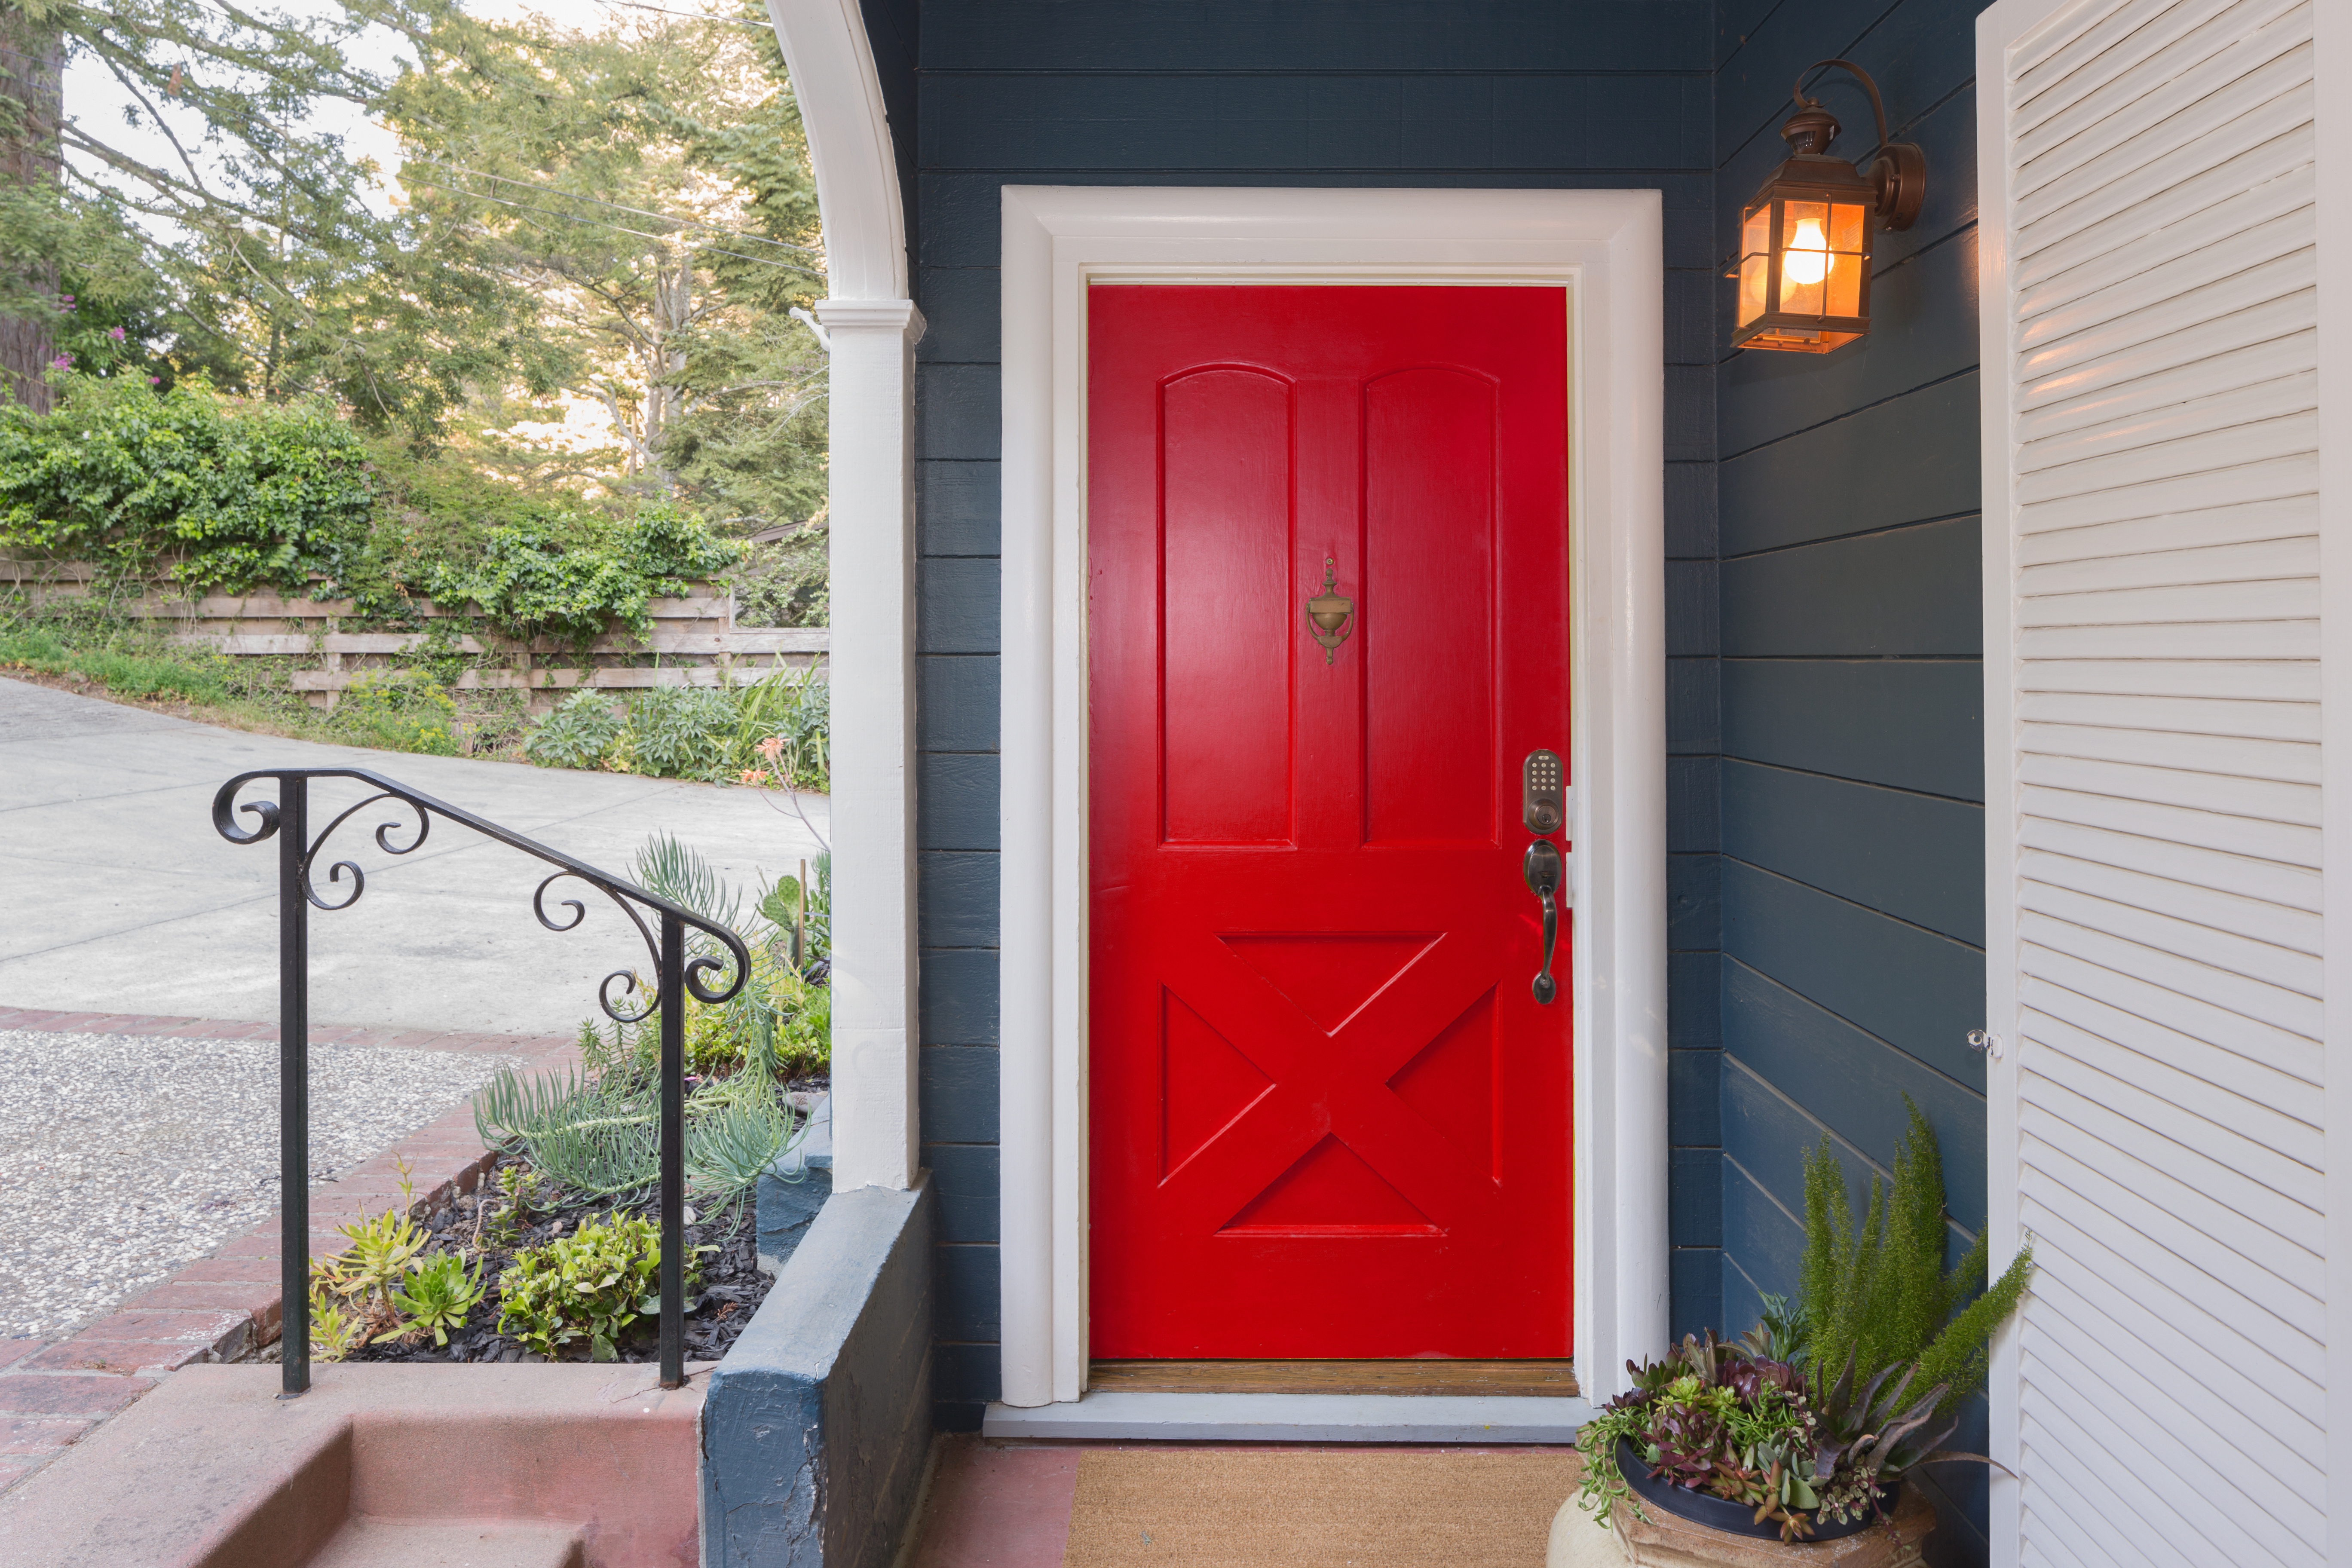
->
[1800, 1096, 2031, 1415]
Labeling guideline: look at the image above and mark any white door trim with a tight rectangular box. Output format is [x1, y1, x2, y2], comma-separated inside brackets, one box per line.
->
[997, 184, 1671, 1410]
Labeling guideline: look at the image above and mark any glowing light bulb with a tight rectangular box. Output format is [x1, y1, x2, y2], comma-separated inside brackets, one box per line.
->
[1783, 217, 1830, 285]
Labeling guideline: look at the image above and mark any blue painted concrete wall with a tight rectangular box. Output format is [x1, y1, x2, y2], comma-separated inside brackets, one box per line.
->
[885, 0, 1727, 1434]
[1712, 0, 1989, 1559]
[702, 1180, 935, 1568]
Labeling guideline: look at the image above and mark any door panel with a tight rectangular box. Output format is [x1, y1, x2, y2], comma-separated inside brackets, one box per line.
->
[1364, 366, 1499, 846]
[1088, 284, 1572, 1359]
[1161, 367, 1294, 845]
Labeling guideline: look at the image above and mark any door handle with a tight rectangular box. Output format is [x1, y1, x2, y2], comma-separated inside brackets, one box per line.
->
[1523, 839, 1562, 1005]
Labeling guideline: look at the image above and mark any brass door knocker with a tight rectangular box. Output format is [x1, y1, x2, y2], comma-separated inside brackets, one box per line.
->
[1304, 557, 1354, 664]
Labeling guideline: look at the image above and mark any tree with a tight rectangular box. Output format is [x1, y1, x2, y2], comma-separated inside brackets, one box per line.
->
[384, 1, 827, 513]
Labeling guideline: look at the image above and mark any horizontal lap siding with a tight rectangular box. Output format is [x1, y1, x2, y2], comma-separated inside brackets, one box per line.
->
[1714, 0, 1991, 1554]
[898, 0, 1723, 1425]
[1991, 0, 2323, 1559]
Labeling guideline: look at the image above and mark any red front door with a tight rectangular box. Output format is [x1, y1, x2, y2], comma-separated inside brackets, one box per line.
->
[1087, 284, 1573, 1359]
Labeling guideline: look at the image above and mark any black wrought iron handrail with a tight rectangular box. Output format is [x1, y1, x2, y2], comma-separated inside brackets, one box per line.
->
[211, 767, 752, 1396]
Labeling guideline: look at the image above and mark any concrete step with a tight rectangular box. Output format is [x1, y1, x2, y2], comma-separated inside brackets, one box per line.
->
[306, 1518, 585, 1568]
[0, 1363, 708, 1568]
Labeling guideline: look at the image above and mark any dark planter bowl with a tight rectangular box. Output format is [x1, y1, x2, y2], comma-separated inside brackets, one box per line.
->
[1616, 1436, 1897, 1544]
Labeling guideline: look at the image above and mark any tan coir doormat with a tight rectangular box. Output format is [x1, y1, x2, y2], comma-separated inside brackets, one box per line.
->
[1060, 1449, 1586, 1568]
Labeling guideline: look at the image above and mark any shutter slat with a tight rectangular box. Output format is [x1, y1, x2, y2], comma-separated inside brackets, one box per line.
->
[2020, 815, 2321, 911]
[2018, 368, 2315, 475]
[2018, 719, 2318, 782]
[2018, 909, 2320, 1036]
[2021, 285, 2315, 413]
[2012, 451, 2315, 534]
[2018, 655, 2317, 701]
[2017, 490, 2316, 568]
[2020, 940, 2322, 1083]
[2015, 121, 2311, 292]
[2016, 128, 2311, 302]
[2014, 690, 2320, 743]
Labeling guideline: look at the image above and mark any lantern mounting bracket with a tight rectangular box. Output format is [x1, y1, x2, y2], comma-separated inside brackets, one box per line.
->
[1788, 58, 1926, 232]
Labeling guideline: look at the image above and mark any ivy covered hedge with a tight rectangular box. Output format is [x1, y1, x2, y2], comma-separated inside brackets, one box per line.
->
[0, 378, 741, 644]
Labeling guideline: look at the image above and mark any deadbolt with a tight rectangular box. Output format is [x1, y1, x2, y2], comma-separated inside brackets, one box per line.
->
[1523, 749, 1565, 835]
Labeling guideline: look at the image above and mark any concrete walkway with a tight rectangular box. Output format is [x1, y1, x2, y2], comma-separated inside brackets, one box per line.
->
[0, 678, 829, 1036]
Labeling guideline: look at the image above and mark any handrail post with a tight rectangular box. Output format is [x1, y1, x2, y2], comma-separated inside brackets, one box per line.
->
[658, 912, 685, 1390]
[279, 775, 311, 1398]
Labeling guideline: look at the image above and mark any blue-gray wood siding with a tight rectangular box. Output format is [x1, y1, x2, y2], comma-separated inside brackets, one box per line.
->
[883, 0, 1725, 1438]
[1714, 0, 1989, 1558]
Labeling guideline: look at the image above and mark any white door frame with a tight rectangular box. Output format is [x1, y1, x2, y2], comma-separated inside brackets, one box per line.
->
[997, 185, 1671, 1409]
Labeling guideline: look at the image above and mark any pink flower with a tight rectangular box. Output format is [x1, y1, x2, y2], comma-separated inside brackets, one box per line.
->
[739, 768, 769, 786]
[756, 735, 785, 760]
[48, 354, 70, 370]
[108, 326, 126, 342]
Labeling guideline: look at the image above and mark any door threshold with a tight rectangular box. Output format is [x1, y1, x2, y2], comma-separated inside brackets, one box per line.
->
[1089, 1359, 1580, 1398]
[981, 1389, 1592, 1445]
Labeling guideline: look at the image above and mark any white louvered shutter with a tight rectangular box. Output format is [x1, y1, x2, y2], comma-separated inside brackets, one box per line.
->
[1983, 0, 2324, 1563]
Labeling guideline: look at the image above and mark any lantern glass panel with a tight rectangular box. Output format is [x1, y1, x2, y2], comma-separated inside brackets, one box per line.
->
[1737, 204, 1770, 327]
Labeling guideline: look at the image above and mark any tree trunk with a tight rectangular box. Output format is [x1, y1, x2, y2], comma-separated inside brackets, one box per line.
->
[0, 11, 63, 413]
[643, 250, 690, 469]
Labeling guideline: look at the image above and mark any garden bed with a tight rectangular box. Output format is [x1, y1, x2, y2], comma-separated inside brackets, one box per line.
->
[325, 1148, 780, 1367]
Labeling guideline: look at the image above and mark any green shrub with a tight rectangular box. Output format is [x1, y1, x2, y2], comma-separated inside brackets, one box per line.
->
[1800, 1098, 2031, 1415]
[525, 689, 624, 769]
[0, 377, 374, 594]
[617, 685, 738, 777]
[333, 669, 459, 756]
[521, 665, 830, 788]
[424, 505, 741, 646]
[496, 1213, 699, 1361]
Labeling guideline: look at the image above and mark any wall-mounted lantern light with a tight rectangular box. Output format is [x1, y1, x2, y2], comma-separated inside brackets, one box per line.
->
[1730, 59, 1926, 354]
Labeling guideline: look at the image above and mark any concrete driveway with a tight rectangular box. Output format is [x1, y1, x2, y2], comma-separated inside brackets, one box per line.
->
[0, 678, 829, 1035]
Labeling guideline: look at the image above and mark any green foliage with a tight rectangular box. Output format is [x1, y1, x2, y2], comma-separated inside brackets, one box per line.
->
[725, 528, 827, 629]
[522, 665, 829, 788]
[615, 685, 740, 778]
[525, 690, 625, 769]
[386, 1253, 485, 1347]
[424, 506, 739, 646]
[333, 669, 458, 756]
[306, 1271, 366, 1364]
[1800, 1098, 2031, 1416]
[495, 1213, 701, 1361]
[323, 1204, 429, 1314]
[632, 830, 742, 931]
[0, 377, 374, 592]
[1574, 1334, 1825, 1542]
[0, 624, 227, 702]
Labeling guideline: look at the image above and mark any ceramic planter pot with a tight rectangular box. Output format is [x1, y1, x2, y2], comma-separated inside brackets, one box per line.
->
[1616, 1437, 1896, 1543]
[1545, 1455, 1937, 1568]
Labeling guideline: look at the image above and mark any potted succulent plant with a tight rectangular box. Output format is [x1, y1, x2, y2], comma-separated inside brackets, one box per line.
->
[1563, 1101, 2032, 1560]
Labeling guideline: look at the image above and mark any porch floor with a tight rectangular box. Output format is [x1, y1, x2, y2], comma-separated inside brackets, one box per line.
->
[907, 1436, 1583, 1568]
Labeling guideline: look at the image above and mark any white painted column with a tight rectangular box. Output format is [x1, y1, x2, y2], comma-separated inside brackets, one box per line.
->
[818, 297, 924, 1192]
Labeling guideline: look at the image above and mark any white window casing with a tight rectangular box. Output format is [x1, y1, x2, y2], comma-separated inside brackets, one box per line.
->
[1978, 0, 2349, 1560]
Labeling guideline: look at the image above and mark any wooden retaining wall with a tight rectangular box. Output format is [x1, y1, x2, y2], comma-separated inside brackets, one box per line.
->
[2, 560, 827, 711]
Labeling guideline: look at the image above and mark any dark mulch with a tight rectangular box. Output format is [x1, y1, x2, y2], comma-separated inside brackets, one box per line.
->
[341, 1150, 774, 1366]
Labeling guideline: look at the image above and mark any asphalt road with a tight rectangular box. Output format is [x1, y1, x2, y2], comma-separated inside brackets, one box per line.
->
[0, 677, 829, 1036]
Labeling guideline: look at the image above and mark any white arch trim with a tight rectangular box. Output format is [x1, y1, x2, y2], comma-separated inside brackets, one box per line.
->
[766, 0, 922, 1192]
[764, 0, 906, 302]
